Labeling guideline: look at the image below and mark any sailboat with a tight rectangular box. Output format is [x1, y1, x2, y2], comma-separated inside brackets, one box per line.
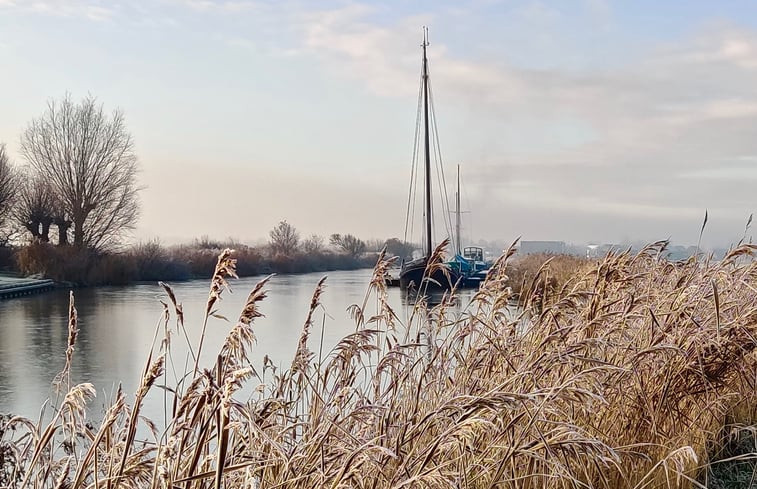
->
[398, 29, 461, 291]
[446, 164, 491, 287]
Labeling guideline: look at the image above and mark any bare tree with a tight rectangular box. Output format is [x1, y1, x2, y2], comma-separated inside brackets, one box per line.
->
[330, 233, 366, 258]
[364, 238, 385, 252]
[384, 237, 416, 259]
[20, 94, 140, 250]
[15, 174, 54, 242]
[0, 145, 18, 244]
[14, 172, 71, 244]
[302, 234, 325, 253]
[269, 220, 300, 255]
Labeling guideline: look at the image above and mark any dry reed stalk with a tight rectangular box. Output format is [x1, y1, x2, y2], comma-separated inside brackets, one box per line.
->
[52, 291, 79, 393]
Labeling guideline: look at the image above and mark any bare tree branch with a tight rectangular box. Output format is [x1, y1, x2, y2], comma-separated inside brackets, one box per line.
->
[330, 233, 366, 258]
[0, 144, 19, 242]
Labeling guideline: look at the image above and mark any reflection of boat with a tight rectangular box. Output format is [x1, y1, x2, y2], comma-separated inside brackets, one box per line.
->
[445, 165, 491, 287]
[398, 29, 460, 291]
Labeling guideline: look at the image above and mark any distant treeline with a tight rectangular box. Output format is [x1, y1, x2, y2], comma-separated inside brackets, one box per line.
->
[0, 222, 417, 286]
[0, 94, 418, 286]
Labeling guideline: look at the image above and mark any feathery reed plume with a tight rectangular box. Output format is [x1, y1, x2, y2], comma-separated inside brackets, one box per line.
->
[236, 275, 272, 326]
[19, 383, 95, 489]
[368, 249, 400, 335]
[53, 291, 79, 392]
[220, 274, 273, 373]
[160, 280, 194, 361]
[195, 248, 238, 373]
[423, 238, 454, 290]
[292, 276, 326, 376]
[206, 248, 238, 316]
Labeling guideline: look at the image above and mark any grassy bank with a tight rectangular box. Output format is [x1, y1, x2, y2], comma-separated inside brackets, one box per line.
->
[1, 243, 755, 487]
[8, 241, 378, 285]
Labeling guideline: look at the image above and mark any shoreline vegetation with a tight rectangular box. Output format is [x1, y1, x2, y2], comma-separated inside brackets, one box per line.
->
[0, 98, 413, 289]
[4, 238, 380, 286]
[1, 242, 755, 487]
[0, 220, 417, 287]
[1, 223, 594, 293]
[1, 241, 595, 295]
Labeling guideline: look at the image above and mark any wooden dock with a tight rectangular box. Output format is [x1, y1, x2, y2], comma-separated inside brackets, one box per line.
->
[0, 276, 55, 299]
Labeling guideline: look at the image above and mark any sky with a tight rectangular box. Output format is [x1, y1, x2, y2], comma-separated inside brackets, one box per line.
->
[2, 0, 757, 248]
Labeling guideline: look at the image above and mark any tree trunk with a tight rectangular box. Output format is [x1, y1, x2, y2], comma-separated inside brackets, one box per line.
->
[74, 219, 85, 247]
[25, 222, 41, 241]
[40, 220, 51, 242]
[56, 220, 70, 245]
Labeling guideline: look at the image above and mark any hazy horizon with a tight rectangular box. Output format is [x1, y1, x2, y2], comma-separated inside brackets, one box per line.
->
[2, 1, 757, 249]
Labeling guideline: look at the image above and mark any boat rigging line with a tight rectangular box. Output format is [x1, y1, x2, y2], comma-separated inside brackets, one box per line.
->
[403, 28, 455, 254]
[404, 70, 424, 247]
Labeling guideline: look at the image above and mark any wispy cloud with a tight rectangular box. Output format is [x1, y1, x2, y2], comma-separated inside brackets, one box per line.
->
[300, 4, 430, 97]
[5, 0, 757, 244]
[172, 0, 262, 13]
[294, 4, 757, 233]
[1, 0, 116, 20]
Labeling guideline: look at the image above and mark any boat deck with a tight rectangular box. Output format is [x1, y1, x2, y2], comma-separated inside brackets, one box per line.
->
[0, 275, 56, 299]
[385, 276, 401, 287]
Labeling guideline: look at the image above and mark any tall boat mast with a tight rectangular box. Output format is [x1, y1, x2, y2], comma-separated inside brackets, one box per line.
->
[396, 29, 467, 291]
[455, 164, 461, 255]
[422, 27, 432, 258]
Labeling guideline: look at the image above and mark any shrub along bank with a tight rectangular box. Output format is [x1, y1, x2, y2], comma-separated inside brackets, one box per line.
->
[10, 241, 378, 286]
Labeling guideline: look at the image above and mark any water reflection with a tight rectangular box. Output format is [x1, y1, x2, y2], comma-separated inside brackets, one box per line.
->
[400, 288, 467, 307]
[0, 269, 478, 420]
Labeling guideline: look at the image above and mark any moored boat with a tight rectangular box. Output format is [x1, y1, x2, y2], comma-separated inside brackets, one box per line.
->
[397, 28, 461, 291]
[444, 165, 492, 287]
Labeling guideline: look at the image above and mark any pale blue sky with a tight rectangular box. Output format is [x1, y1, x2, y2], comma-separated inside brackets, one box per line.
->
[2, 0, 757, 247]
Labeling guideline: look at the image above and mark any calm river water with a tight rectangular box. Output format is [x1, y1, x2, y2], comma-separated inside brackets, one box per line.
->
[0, 269, 477, 421]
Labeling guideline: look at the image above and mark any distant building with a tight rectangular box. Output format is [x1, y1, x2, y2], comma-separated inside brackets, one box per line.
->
[586, 243, 623, 258]
[586, 244, 600, 259]
[519, 241, 566, 254]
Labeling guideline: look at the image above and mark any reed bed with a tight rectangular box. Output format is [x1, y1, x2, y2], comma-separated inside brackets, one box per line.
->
[1, 242, 756, 488]
[507, 252, 592, 300]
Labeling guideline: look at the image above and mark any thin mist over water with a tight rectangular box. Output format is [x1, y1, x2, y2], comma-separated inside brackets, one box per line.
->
[0, 269, 479, 420]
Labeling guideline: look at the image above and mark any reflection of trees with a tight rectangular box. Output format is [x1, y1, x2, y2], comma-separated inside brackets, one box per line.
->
[0, 363, 13, 407]
[28, 293, 71, 381]
[65, 289, 106, 388]
[1, 285, 162, 417]
[0, 292, 66, 414]
[11, 290, 101, 395]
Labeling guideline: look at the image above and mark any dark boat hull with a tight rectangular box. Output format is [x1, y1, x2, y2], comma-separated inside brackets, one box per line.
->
[399, 257, 460, 291]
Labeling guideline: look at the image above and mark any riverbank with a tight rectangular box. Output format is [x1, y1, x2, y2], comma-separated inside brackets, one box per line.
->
[0, 274, 55, 299]
[0, 245, 754, 487]
[3, 241, 380, 286]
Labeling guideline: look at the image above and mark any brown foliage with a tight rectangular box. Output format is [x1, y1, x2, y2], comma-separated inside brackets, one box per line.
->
[3, 245, 757, 488]
[507, 252, 593, 301]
